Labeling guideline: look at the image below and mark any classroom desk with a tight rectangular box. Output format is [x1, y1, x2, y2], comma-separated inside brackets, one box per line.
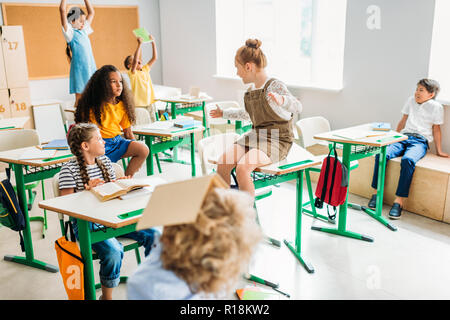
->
[39, 177, 166, 300]
[0, 146, 73, 272]
[313, 123, 408, 241]
[156, 95, 212, 136]
[132, 124, 204, 177]
[0, 117, 30, 130]
[209, 144, 322, 273]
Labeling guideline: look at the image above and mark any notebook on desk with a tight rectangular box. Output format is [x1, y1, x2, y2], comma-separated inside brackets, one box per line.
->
[42, 139, 69, 150]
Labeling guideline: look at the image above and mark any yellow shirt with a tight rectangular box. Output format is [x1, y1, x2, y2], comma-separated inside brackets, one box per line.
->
[89, 101, 131, 139]
[128, 64, 156, 107]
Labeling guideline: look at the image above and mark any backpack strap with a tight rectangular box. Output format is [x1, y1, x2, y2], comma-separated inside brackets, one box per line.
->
[64, 221, 76, 242]
[5, 166, 11, 181]
[328, 145, 339, 204]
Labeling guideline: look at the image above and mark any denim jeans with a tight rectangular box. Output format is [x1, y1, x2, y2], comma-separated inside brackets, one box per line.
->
[371, 134, 428, 198]
[71, 219, 157, 288]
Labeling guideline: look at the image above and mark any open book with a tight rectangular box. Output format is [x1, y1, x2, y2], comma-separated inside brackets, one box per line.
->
[91, 179, 150, 202]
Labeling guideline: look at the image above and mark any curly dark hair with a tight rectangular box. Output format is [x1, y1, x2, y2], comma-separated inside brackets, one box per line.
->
[74, 65, 136, 126]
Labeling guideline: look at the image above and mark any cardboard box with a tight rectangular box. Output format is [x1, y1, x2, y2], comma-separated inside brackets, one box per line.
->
[1, 26, 29, 88]
[136, 174, 228, 230]
[0, 89, 11, 118]
[9, 87, 33, 128]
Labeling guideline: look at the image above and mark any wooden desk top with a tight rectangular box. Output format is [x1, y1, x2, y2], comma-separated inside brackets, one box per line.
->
[39, 177, 167, 229]
[156, 95, 212, 104]
[209, 143, 321, 175]
[0, 117, 30, 130]
[132, 124, 205, 137]
[314, 123, 408, 147]
[0, 146, 73, 167]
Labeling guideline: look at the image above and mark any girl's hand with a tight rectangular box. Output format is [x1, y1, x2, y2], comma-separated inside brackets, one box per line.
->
[149, 34, 154, 41]
[437, 151, 449, 158]
[117, 175, 131, 180]
[209, 105, 223, 118]
[137, 37, 143, 44]
[84, 178, 104, 190]
[267, 92, 284, 106]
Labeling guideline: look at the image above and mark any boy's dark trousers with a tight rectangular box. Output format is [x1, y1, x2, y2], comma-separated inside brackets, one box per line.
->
[371, 134, 428, 198]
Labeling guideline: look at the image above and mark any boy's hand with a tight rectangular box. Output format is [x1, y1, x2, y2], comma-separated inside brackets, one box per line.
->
[209, 105, 223, 118]
[137, 37, 143, 44]
[149, 34, 154, 41]
[84, 178, 104, 190]
[267, 92, 284, 106]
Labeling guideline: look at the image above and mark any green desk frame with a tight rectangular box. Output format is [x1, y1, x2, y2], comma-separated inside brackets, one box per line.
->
[3, 163, 62, 272]
[142, 133, 196, 177]
[252, 168, 316, 274]
[76, 216, 142, 300]
[311, 143, 397, 242]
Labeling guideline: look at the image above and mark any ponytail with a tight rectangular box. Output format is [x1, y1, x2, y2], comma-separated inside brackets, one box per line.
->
[66, 44, 72, 63]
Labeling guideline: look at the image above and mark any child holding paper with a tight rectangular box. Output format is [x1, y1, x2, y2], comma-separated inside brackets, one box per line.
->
[368, 79, 449, 219]
[127, 187, 262, 299]
[59, 0, 97, 107]
[124, 34, 158, 122]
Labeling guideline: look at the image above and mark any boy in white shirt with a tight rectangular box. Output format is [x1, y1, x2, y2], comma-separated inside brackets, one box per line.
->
[368, 79, 448, 219]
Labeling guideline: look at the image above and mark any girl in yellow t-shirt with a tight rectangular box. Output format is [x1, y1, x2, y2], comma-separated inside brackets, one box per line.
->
[74, 64, 149, 177]
[124, 36, 157, 121]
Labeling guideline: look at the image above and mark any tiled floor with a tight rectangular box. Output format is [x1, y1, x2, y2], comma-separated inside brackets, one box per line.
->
[1, 148, 450, 300]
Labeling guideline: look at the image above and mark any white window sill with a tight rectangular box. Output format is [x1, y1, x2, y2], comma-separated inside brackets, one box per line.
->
[212, 74, 343, 93]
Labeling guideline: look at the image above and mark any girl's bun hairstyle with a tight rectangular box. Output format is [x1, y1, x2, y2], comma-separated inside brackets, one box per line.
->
[245, 39, 262, 49]
[235, 38, 267, 69]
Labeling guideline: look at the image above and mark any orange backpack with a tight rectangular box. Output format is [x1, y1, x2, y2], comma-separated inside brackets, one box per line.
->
[54, 221, 85, 300]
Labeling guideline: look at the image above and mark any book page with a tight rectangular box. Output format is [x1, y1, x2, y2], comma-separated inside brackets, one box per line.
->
[116, 178, 150, 190]
[93, 182, 123, 197]
[144, 121, 174, 130]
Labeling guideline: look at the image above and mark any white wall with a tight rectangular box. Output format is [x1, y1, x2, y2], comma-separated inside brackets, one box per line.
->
[159, 0, 450, 153]
[0, 0, 162, 104]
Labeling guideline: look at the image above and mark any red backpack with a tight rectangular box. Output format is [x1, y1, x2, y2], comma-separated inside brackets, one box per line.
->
[314, 146, 349, 220]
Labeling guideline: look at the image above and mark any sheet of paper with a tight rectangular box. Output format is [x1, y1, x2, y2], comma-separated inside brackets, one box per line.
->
[119, 186, 153, 200]
[144, 120, 174, 130]
[133, 28, 153, 43]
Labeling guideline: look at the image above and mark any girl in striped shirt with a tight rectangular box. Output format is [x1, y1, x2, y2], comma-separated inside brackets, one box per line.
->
[59, 123, 157, 300]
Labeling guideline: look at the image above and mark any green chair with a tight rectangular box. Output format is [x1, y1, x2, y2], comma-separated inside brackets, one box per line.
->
[0, 129, 48, 237]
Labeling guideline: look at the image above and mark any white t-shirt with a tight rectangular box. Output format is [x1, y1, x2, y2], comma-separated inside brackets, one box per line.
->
[61, 20, 94, 43]
[400, 96, 444, 143]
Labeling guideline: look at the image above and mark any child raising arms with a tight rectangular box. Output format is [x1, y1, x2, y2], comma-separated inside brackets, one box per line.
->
[59, 0, 97, 107]
[124, 36, 158, 122]
[127, 187, 262, 299]
[210, 39, 302, 197]
[74, 64, 149, 177]
[59, 123, 158, 300]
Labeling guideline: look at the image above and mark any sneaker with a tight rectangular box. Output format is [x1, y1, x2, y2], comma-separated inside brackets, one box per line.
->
[368, 194, 377, 209]
[388, 203, 402, 220]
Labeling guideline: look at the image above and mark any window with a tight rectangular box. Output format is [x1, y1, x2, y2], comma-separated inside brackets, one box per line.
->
[428, 0, 450, 103]
[215, 0, 347, 90]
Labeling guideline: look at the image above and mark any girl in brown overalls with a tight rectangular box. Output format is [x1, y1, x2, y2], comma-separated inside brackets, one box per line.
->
[210, 39, 302, 197]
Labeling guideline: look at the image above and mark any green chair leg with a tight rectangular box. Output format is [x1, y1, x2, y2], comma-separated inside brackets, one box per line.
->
[155, 154, 162, 174]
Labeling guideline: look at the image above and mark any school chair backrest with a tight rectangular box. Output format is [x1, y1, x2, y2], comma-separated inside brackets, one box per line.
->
[134, 108, 152, 126]
[0, 129, 40, 152]
[295, 116, 331, 148]
[197, 132, 240, 175]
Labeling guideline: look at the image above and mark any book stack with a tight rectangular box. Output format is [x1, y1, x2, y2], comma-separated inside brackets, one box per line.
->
[173, 119, 201, 129]
[42, 139, 69, 150]
[371, 122, 391, 131]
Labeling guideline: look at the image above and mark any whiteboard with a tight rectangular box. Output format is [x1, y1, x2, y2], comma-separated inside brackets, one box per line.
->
[32, 104, 66, 143]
